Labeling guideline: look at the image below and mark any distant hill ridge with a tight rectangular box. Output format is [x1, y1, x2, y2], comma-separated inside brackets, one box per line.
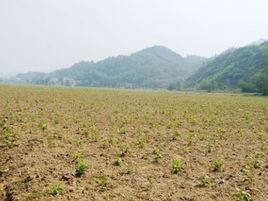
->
[8, 40, 268, 94]
[16, 45, 206, 88]
[184, 41, 268, 95]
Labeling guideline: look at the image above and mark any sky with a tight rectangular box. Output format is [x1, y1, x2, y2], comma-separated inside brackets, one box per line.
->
[0, 0, 268, 76]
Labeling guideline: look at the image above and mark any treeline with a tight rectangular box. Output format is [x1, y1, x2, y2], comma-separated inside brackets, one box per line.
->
[178, 41, 268, 95]
[13, 46, 205, 89]
[240, 67, 268, 95]
[169, 68, 268, 95]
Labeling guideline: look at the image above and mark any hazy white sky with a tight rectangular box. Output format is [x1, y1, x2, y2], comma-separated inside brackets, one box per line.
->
[0, 0, 268, 75]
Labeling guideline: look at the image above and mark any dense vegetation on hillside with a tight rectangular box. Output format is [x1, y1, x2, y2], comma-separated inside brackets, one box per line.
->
[16, 46, 205, 89]
[3, 41, 267, 95]
[184, 41, 268, 95]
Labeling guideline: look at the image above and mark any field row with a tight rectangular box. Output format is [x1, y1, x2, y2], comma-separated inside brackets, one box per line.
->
[0, 86, 267, 200]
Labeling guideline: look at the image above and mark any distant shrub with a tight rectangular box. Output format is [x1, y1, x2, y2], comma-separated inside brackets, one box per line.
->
[240, 81, 256, 93]
[168, 81, 181, 91]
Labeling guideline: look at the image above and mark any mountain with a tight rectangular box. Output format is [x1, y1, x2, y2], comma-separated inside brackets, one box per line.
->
[248, 38, 267, 46]
[184, 41, 268, 95]
[16, 46, 206, 89]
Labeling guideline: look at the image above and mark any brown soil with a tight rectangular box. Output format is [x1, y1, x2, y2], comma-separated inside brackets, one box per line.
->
[0, 85, 267, 201]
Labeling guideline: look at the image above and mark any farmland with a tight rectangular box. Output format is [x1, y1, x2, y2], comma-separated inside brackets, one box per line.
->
[0, 85, 267, 201]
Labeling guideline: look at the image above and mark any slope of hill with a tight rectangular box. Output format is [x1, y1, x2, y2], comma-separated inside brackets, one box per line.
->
[16, 46, 206, 89]
[184, 41, 268, 94]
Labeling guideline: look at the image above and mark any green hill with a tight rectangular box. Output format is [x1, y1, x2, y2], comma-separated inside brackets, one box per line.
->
[16, 46, 206, 89]
[184, 41, 268, 95]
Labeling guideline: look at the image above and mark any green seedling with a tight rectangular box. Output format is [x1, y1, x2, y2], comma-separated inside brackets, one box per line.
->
[206, 143, 214, 153]
[170, 130, 180, 141]
[124, 162, 134, 174]
[212, 159, 223, 171]
[91, 129, 99, 142]
[252, 158, 261, 169]
[4, 131, 16, 148]
[145, 176, 155, 189]
[38, 122, 47, 131]
[102, 135, 114, 148]
[113, 156, 122, 166]
[199, 174, 210, 187]
[153, 149, 163, 163]
[135, 137, 146, 148]
[72, 153, 85, 162]
[118, 127, 126, 135]
[171, 159, 183, 173]
[81, 127, 89, 137]
[241, 165, 250, 176]
[254, 151, 264, 158]
[49, 182, 63, 196]
[118, 145, 128, 157]
[75, 160, 89, 177]
[95, 175, 109, 192]
[25, 191, 43, 201]
[235, 188, 251, 201]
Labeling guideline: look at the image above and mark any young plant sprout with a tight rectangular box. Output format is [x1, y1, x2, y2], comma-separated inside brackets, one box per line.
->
[171, 159, 183, 173]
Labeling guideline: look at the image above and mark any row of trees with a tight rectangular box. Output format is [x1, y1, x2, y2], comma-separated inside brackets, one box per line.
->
[167, 81, 181, 91]
[168, 67, 268, 95]
[240, 68, 268, 95]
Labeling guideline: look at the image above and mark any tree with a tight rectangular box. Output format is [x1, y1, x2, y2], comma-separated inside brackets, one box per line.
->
[199, 80, 217, 92]
[168, 81, 181, 91]
[239, 81, 256, 93]
[252, 68, 268, 95]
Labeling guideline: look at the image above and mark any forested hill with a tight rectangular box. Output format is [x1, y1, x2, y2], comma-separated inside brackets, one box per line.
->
[184, 41, 268, 95]
[16, 46, 206, 89]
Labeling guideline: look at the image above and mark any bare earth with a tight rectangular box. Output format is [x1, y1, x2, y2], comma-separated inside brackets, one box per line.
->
[0, 85, 267, 201]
